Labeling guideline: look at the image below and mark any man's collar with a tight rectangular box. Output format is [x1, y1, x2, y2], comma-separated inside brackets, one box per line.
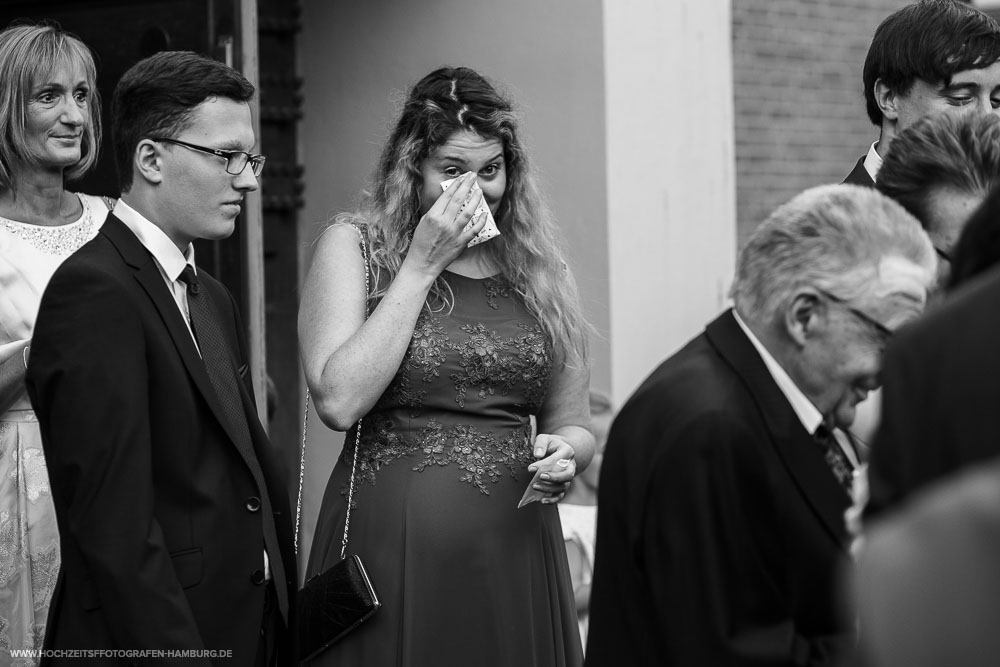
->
[863, 141, 882, 184]
[732, 310, 824, 436]
[113, 199, 195, 281]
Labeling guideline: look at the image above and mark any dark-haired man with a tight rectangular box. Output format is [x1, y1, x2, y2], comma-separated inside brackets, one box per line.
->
[845, 0, 1000, 186]
[27, 52, 295, 665]
[876, 113, 1000, 287]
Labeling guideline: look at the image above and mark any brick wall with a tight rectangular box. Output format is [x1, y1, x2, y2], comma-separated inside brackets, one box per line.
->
[732, 0, 910, 248]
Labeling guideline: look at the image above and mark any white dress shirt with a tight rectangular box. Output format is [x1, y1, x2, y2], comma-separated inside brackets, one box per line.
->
[113, 199, 200, 354]
[733, 311, 860, 466]
[863, 141, 883, 184]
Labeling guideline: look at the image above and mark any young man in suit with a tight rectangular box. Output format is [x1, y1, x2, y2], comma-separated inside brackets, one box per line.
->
[585, 185, 936, 666]
[844, 0, 1000, 187]
[26, 52, 295, 666]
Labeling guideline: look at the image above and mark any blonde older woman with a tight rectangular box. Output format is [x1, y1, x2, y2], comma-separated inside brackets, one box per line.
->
[0, 23, 110, 661]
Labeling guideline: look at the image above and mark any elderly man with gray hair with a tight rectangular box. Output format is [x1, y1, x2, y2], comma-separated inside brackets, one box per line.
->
[586, 184, 936, 666]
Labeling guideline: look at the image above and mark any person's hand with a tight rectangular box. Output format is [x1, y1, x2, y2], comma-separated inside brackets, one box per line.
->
[845, 463, 869, 559]
[527, 433, 577, 504]
[404, 171, 487, 279]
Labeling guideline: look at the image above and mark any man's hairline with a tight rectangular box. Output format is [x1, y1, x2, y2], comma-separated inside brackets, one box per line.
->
[887, 56, 1000, 96]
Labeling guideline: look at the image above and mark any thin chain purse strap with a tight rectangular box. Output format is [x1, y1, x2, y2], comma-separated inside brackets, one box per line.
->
[295, 224, 372, 559]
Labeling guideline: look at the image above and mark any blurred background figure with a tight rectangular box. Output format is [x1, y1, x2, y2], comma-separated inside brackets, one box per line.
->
[587, 185, 935, 667]
[847, 111, 1000, 452]
[866, 184, 1000, 521]
[299, 66, 594, 666]
[844, 0, 1000, 187]
[0, 22, 109, 663]
[947, 185, 1000, 290]
[877, 113, 1000, 289]
[852, 263, 1000, 667]
[559, 389, 613, 651]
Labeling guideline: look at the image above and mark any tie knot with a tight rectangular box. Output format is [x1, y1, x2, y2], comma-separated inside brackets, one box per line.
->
[814, 424, 834, 445]
[178, 265, 200, 294]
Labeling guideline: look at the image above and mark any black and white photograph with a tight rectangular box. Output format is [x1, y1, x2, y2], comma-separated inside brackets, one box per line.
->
[2, 1, 1000, 665]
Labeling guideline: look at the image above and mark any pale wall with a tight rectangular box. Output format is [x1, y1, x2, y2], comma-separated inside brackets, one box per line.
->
[297, 0, 608, 569]
[604, 0, 737, 401]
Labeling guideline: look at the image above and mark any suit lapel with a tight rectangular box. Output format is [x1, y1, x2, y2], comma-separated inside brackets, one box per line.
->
[103, 216, 291, 615]
[197, 278, 277, 480]
[843, 155, 875, 188]
[706, 310, 849, 549]
[100, 215, 248, 453]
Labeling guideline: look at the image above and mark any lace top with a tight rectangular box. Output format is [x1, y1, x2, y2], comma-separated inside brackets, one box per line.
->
[341, 271, 554, 495]
[0, 193, 105, 257]
[0, 192, 109, 660]
[0, 193, 109, 410]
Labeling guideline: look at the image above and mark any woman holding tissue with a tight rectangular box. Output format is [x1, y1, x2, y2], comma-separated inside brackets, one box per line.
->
[300, 66, 594, 665]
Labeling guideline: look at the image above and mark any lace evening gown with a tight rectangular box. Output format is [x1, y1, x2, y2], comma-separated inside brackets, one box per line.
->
[0, 194, 109, 666]
[306, 270, 583, 666]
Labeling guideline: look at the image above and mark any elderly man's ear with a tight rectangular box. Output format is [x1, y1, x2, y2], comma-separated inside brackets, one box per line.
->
[784, 291, 825, 346]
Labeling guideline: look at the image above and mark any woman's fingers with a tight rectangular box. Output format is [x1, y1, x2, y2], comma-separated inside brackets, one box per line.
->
[539, 459, 576, 483]
[531, 433, 576, 463]
[448, 178, 486, 232]
[458, 190, 488, 240]
[525, 434, 575, 504]
[531, 476, 570, 504]
[420, 171, 486, 246]
[407, 172, 488, 275]
[528, 434, 577, 487]
[432, 171, 477, 221]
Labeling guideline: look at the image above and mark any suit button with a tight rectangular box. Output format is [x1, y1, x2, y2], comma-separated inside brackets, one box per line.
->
[250, 569, 266, 585]
[246, 496, 261, 512]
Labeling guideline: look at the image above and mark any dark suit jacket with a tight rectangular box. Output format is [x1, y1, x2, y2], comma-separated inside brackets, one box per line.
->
[866, 266, 1000, 519]
[26, 215, 296, 666]
[843, 156, 875, 187]
[854, 460, 1000, 667]
[586, 310, 853, 666]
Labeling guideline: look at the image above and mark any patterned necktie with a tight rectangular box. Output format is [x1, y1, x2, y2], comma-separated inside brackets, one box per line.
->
[815, 424, 854, 493]
[177, 265, 287, 615]
[179, 265, 250, 439]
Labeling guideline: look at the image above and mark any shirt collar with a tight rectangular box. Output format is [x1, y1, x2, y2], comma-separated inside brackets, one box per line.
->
[733, 310, 824, 436]
[114, 199, 195, 280]
[863, 141, 882, 184]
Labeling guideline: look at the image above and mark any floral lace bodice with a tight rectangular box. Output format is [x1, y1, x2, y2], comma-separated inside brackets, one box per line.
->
[341, 271, 554, 495]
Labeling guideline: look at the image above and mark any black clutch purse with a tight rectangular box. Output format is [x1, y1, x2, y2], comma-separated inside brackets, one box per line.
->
[294, 224, 381, 661]
[298, 553, 381, 660]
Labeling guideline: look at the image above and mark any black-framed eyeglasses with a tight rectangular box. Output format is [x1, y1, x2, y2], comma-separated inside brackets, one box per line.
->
[150, 137, 266, 177]
[816, 287, 893, 343]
